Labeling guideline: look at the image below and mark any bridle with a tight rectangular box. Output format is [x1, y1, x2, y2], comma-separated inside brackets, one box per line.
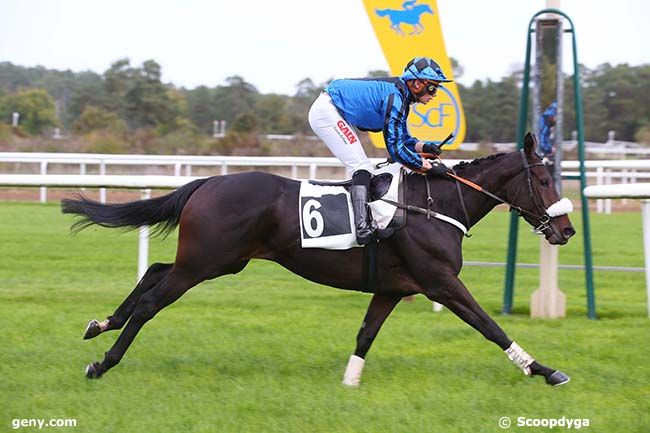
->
[448, 150, 556, 236]
[378, 149, 565, 238]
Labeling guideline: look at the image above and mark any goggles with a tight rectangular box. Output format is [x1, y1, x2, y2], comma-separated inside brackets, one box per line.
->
[424, 81, 440, 95]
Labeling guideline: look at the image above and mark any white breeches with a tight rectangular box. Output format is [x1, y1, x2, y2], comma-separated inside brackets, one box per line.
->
[308, 92, 374, 175]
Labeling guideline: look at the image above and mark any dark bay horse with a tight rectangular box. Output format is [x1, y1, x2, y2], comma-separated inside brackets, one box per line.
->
[62, 133, 575, 386]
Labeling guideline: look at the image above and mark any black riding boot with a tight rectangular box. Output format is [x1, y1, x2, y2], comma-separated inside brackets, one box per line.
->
[351, 170, 374, 245]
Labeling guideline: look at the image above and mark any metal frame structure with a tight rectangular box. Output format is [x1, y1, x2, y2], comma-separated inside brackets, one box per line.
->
[502, 8, 596, 319]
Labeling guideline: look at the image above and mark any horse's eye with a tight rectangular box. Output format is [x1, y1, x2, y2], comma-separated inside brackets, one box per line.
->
[541, 179, 550, 188]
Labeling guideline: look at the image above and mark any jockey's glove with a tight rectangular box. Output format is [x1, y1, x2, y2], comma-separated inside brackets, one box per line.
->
[426, 160, 450, 177]
[421, 141, 442, 156]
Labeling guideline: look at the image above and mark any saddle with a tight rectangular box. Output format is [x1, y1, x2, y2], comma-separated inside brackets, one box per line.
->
[299, 164, 407, 250]
[308, 172, 393, 202]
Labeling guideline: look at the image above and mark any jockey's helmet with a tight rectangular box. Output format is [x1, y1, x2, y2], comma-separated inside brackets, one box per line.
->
[401, 57, 452, 83]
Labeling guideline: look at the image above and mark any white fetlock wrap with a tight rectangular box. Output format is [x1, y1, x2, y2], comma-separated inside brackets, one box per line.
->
[504, 342, 535, 376]
[546, 198, 573, 217]
[342, 355, 365, 387]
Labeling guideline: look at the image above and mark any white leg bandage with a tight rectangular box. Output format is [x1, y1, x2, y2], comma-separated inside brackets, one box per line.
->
[342, 354, 365, 387]
[504, 342, 535, 376]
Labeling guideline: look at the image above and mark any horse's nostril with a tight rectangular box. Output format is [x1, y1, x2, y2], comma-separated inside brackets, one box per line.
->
[564, 227, 576, 238]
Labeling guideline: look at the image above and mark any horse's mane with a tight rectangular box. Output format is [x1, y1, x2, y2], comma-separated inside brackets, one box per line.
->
[402, 152, 508, 179]
[452, 153, 506, 172]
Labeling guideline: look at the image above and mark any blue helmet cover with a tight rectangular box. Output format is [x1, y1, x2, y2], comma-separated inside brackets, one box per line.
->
[401, 57, 452, 83]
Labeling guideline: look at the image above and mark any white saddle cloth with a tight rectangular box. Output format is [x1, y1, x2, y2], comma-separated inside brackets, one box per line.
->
[299, 163, 402, 249]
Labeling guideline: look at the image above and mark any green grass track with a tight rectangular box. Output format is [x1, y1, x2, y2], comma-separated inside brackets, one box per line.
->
[1, 201, 649, 432]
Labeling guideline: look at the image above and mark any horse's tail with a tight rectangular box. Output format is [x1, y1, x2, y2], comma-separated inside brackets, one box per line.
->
[375, 8, 391, 16]
[61, 177, 211, 237]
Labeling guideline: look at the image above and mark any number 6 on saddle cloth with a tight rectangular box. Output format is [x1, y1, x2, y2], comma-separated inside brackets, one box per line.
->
[299, 163, 406, 250]
[299, 162, 469, 250]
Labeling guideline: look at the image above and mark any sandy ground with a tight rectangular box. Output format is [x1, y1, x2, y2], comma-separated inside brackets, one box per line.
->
[0, 188, 162, 203]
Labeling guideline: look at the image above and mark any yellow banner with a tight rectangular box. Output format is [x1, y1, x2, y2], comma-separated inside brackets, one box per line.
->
[362, 0, 465, 149]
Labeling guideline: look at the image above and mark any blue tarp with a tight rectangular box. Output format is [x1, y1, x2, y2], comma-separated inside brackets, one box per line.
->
[538, 102, 557, 155]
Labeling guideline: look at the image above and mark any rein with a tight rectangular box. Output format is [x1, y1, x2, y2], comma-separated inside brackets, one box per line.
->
[380, 173, 470, 236]
[379, 176, 469, 236]
[447, 150, 552, 235]
[380, 150, 556, 237]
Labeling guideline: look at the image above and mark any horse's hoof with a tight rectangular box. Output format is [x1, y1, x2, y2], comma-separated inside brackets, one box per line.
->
[546, 370, 570, 386]
[85, 362, 103, 379]
[83, 320, 101, 340]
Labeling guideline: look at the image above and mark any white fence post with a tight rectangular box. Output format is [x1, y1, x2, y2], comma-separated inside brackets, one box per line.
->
[584, 183, 650, 318]
[39, 162, 47, 203]
[138, 189, 152, 281]
[79, 163, 86, 191]
[643, 200, 650, 318]
[622, 169, 629, 206]
[596, 167, 604, 213]
[605, 170, 612, 214]
[99, 161, 106, 203]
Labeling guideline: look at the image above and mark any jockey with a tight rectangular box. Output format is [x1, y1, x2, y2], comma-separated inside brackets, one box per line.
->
[538, 101, 557, 157]
[308, 56, 452, 245]
[402, 0, 417, 9]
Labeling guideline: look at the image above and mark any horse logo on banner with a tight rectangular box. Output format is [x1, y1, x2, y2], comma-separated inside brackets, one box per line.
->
[363, 0, 466, 148]
[375, 0, 433, 36]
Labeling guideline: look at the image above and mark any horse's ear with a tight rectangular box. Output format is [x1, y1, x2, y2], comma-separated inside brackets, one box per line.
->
[524, 132, 537, 156]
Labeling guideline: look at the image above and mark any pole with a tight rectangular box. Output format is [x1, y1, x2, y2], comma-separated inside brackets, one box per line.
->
[138, 189, 151, 281]
[569, 18, 597, 318]
[531, 9, 566, 318]
[504, 8, 596, 318]
[642, 200, 650, 318]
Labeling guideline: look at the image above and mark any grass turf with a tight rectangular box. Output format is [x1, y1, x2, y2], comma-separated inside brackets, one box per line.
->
[1, 201, 649, 432]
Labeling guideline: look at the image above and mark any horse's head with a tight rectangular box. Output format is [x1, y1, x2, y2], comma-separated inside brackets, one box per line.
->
[506, 133, 575, 245]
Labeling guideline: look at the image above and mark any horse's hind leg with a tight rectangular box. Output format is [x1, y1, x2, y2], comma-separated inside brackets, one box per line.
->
[429, 276, 570, 387]
[83, 263, 172, 340]
[342, 293, 402, 387]
[85, 267, 200, 378]
[85, 258, 250, 379]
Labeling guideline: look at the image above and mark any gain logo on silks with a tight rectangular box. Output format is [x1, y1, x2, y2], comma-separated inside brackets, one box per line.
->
[335, 120, 358, 144]
[363, 0, 466, 149]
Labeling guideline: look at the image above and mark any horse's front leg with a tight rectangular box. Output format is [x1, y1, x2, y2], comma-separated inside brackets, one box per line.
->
[428, 275, 570, 386]
[342, 292, 402, 387]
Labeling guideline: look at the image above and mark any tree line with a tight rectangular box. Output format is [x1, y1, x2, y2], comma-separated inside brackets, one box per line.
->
[0, 59, 648, 153]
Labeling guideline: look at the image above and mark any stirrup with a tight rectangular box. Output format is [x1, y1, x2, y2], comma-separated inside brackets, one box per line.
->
[356, 228, 375, 245]
[376, 227, 395, 240]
